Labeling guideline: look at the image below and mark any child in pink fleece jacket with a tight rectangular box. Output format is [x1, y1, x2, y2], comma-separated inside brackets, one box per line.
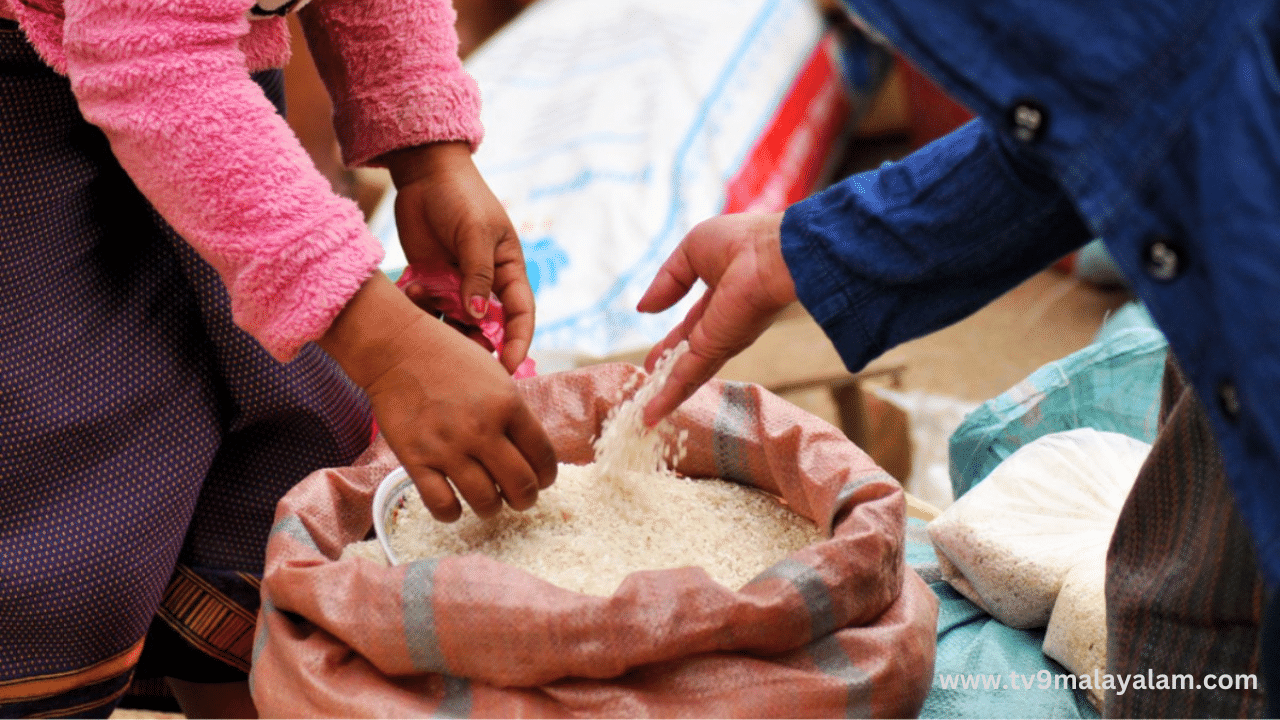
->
[0, 0, 555, 714]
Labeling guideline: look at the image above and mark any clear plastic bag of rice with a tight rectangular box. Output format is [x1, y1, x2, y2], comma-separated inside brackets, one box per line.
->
[927, 427, 1150, 629]
[1043, 543, 1109, 709]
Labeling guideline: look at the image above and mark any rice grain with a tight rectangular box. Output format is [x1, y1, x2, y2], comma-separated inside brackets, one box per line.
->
[341, 345, 824, 595]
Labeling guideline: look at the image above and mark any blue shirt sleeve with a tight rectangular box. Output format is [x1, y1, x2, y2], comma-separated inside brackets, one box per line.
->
[780, 118, 1093, 373]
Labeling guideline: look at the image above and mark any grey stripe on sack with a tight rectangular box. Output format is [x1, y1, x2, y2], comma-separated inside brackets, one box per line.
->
[247, 596, 275, 698]
[433, 675, 472, 719]
[827, 472, 893, 531]
[251, 596, 275, 666]
[403, 558, 448, 673]
[403, 561, 474, 716]
[271, 515, 319, 552]
[753, 557, 838, 640]
[809, 634, 873, 718]
[713, 381, 756, 485]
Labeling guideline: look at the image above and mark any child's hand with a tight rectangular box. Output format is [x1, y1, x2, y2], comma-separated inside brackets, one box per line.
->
[636, 212, 796, 426]
[380, 141, 534, 375]
[319, 274, 557, 521]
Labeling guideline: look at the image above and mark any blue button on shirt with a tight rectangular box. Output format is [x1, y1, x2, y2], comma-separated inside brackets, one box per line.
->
[782, 0, 1280, 583]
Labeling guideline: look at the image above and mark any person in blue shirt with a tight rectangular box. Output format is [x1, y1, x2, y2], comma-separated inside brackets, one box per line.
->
[638, 0, 1280, 716]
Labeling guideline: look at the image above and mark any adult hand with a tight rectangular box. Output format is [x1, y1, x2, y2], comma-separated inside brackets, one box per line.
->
[636, 211, 797, 426]
[319, 273, 557, 521]
[380, 141, 534, 374]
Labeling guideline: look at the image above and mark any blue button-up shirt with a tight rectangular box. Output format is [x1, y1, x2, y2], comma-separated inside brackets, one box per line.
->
[782, 0, 1280, 583]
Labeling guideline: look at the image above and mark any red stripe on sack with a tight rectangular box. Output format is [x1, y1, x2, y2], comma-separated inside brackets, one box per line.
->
[723, 31, 850, 214]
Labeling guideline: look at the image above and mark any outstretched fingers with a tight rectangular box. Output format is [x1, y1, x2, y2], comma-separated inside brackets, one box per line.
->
[644, 291, 710, 372]
[641, 296, 739, 425]
[637, 242, 698, 315]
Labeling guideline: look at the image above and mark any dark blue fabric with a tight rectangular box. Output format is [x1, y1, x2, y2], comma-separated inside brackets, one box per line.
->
[783, 118, 1091, 365]
[783, 0, 1280, 586]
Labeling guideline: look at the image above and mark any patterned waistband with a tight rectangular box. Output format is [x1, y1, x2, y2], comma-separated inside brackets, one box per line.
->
[155, 566, 260, 674]
[0, 641, 141, 717]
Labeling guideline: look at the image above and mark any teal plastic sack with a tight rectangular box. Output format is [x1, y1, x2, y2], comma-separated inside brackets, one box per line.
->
[948, 302, 1166, 498]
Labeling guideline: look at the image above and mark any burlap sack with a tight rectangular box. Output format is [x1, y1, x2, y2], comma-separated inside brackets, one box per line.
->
[250, 364, 937, 718]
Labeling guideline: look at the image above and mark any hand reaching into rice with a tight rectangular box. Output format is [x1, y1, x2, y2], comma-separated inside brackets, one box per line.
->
[343, 342, 824, 596]
[319, 274, 557, 522]
[636, 211, 796, 426]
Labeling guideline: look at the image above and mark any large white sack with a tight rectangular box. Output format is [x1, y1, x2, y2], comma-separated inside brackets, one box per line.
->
[371, 0, 835, 365]
[927, 428, 1151, 629]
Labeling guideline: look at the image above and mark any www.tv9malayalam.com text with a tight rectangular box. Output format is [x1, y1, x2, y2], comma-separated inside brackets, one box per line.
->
[936, 669, 1258, 695]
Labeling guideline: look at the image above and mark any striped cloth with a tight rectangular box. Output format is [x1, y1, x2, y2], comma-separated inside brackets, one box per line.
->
[0, 22, 371, 718]
[1105, 359, 1267, 717]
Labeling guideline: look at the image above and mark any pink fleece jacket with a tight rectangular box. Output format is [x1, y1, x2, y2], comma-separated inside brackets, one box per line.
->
[0, 0, 483, 361]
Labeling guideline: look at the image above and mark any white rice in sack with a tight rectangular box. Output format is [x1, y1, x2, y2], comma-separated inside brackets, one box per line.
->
[343, 342, 824, 596]
[927, 428, 1151, 629]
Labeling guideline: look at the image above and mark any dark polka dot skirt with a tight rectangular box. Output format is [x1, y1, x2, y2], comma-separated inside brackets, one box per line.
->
[0, 21, 371, 718]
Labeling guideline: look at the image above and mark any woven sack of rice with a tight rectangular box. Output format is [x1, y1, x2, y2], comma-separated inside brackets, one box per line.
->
[250, 362, 937, 718]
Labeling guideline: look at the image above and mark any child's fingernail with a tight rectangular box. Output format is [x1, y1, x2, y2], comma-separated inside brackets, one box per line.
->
[469, 295, 488, 317]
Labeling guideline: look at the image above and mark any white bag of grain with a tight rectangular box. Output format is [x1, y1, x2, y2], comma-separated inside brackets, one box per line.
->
[1043, 543, 1109, 709]
[927, 427, 1150, 629]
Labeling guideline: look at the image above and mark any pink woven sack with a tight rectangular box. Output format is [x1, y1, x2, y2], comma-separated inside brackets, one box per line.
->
[250, 364, 937, 717]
